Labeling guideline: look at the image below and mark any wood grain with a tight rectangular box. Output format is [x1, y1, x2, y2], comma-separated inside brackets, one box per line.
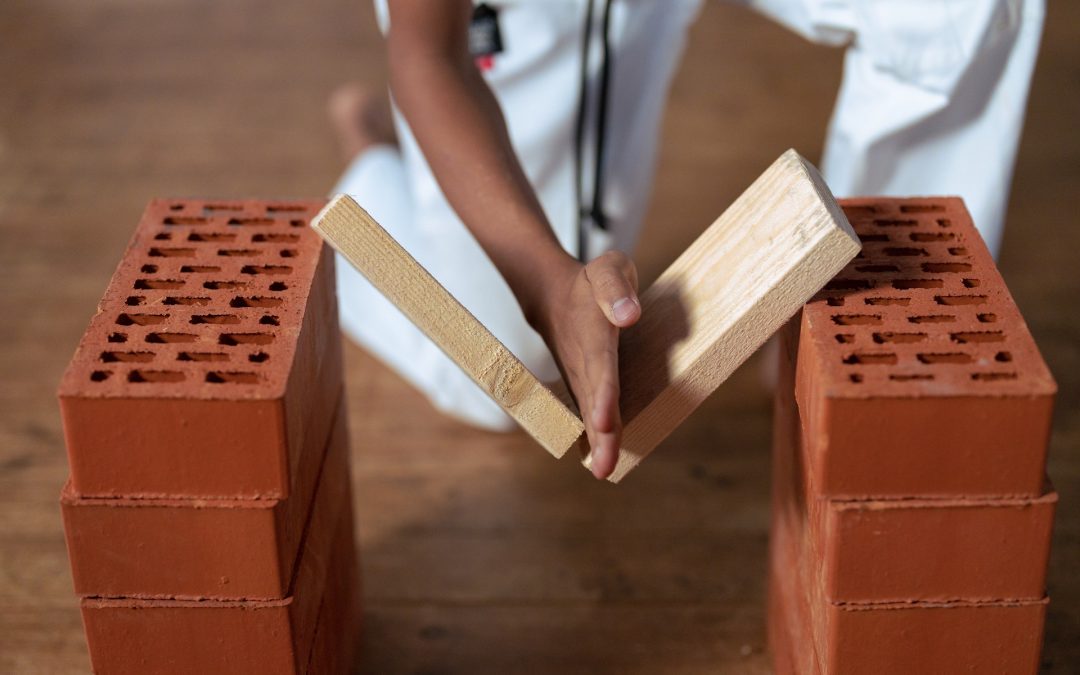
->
[311, 195, 585, 459]
[596, 149, 861, 482]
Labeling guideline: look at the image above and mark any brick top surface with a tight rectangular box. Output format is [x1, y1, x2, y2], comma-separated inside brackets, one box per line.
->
[806, 197, 1055, 399]
[59, 198, 327, 400]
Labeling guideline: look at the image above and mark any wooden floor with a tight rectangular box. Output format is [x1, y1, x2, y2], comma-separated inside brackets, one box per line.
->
[1, 1, 1078, 673]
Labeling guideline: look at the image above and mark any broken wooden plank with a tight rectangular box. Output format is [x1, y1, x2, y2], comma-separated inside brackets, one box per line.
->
[311, 195, 585, 458]
[594, 149, 860, 482]
[313, 149, 859, 482]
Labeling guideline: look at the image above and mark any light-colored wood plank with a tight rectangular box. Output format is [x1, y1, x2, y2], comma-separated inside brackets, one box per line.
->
[599, 149, 860, 482]
[312, 195, 585, 458]
[316, 150, 859, 480]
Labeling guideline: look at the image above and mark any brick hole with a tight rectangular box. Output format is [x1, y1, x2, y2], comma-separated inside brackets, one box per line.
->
[977, 313, 998, 323]
[290, 219, 306, 227]
[883, 246, 929, 257]
[188, 232, 237, 243]
[218, 249, 262, 257]
[180, 265, 221, 274]
[972, 372, 1018, 382]
[892, 279, 944, 290]
[125, 296, 145, 306]
[843, 352, 898, 365]
[90, 370, 111, 382]
[873, 219, 918, 227]
[134, 278, 184, 290]
[826, 297, 845, 306]
[909, 314, 956, 324]
[248, 351, 270, 363]
[190, 314, 241, 325]
[100, 350, 155, 363]
[948, 247, 970, 256]
[922, 262, 972, 273]
[116, 313, 168, 326]
[279, 249, 298, 258]
[241, 264, 292, 275]
[950, 331, 1005, 344]
[128, 369, 185, 383]
[963, 278, 981, 288]
[219, 332, 275, 346]
[107, 332, 127, 343]
[269, 281, 288, 291]
[865, 296, 911, 306]
[917, 352, 973, 365]
[890, 373, 934, 382]
[230, 296, 284, 308]
[252, 233, 300, 244]
[860, 234, 889, 242]
[832, 314, 883, 326]
[145, 332, 198, 344]
[227, 217, 275, 227]
[937, 219, 952, 228]
[854, 251, 867, 259]
[154, 232, 172, 241]
[266, 204, 308, 213]
[995, 351, 1013, 363]
[204, 204, 244, 212]
[203, 280, 248, 290]
[140, 264, 158, 274]
[910, 232, 955, 242]
[177, 351, 229, 362]
[935, 294, 988, 306]
[872, 332, 927, 344]
[149, 247, 195, 258]
[259, 315, 280, 326]
[855, 264, 899, 273]
[844, 205, 876, 216]
[899, 204, 945, 213]
[168, 204, 184, 211]
[849, 373, 864, 383]
[163, 216, 209, 226]
[206, 371, 261, 384]
[825, 278, 874, 291]
[835, 334, 855, 344]
[163, 296, 211, 306]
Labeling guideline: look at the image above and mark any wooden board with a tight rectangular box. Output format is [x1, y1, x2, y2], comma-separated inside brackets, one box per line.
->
[311, 195, 585, 458]
[599, 149, 860, 481]
[313, 149, 859, 480]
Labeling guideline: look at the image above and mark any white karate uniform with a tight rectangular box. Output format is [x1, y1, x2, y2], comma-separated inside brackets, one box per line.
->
[332, 0, 1043, 430]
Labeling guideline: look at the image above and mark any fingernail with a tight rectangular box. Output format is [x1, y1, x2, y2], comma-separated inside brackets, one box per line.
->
[613, 297, 637, 323]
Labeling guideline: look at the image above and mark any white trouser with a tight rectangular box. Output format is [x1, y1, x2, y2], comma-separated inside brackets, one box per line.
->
[750, 0, 1045, 256]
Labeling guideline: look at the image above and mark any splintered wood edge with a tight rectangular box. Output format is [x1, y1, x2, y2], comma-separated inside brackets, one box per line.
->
[311, 195, 584, 458]
[590, 149, 861, 483]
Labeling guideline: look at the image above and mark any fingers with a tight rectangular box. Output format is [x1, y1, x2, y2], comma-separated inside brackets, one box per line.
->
[581, 329, 622, 480]
[584, 251, 641, 328]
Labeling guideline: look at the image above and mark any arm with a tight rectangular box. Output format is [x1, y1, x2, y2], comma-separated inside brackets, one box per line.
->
[386, 0, 640, 479]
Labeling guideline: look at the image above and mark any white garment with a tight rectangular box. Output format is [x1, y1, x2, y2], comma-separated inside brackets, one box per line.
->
[748, 0, 1045, 256]
[334, 0, 1042, 429]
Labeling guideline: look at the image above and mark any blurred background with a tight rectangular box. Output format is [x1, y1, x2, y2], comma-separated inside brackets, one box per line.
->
[1, 1, 1076, 672]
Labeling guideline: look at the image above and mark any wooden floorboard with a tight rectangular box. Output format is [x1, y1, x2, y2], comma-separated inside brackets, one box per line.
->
[1, 0, 1078, 673]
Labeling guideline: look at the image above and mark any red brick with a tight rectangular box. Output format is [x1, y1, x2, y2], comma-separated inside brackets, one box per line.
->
[779, 318, 1055, 603]
[796, 197, 1055, 497]
[58, 198, 341, 498]
[79, 420, 356, 675]
[303, 504, 361, 674]
[61, 387, 345, 600]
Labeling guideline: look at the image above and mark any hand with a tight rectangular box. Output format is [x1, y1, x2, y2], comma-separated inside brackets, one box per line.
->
[530, 251, 641, 480]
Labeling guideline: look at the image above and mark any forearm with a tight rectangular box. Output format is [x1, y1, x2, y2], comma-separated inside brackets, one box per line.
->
[386, 3, 577, 325]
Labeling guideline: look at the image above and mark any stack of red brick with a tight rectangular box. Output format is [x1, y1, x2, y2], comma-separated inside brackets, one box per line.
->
[57, 199, 359, 674]
[768, 197, 1057, 674]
